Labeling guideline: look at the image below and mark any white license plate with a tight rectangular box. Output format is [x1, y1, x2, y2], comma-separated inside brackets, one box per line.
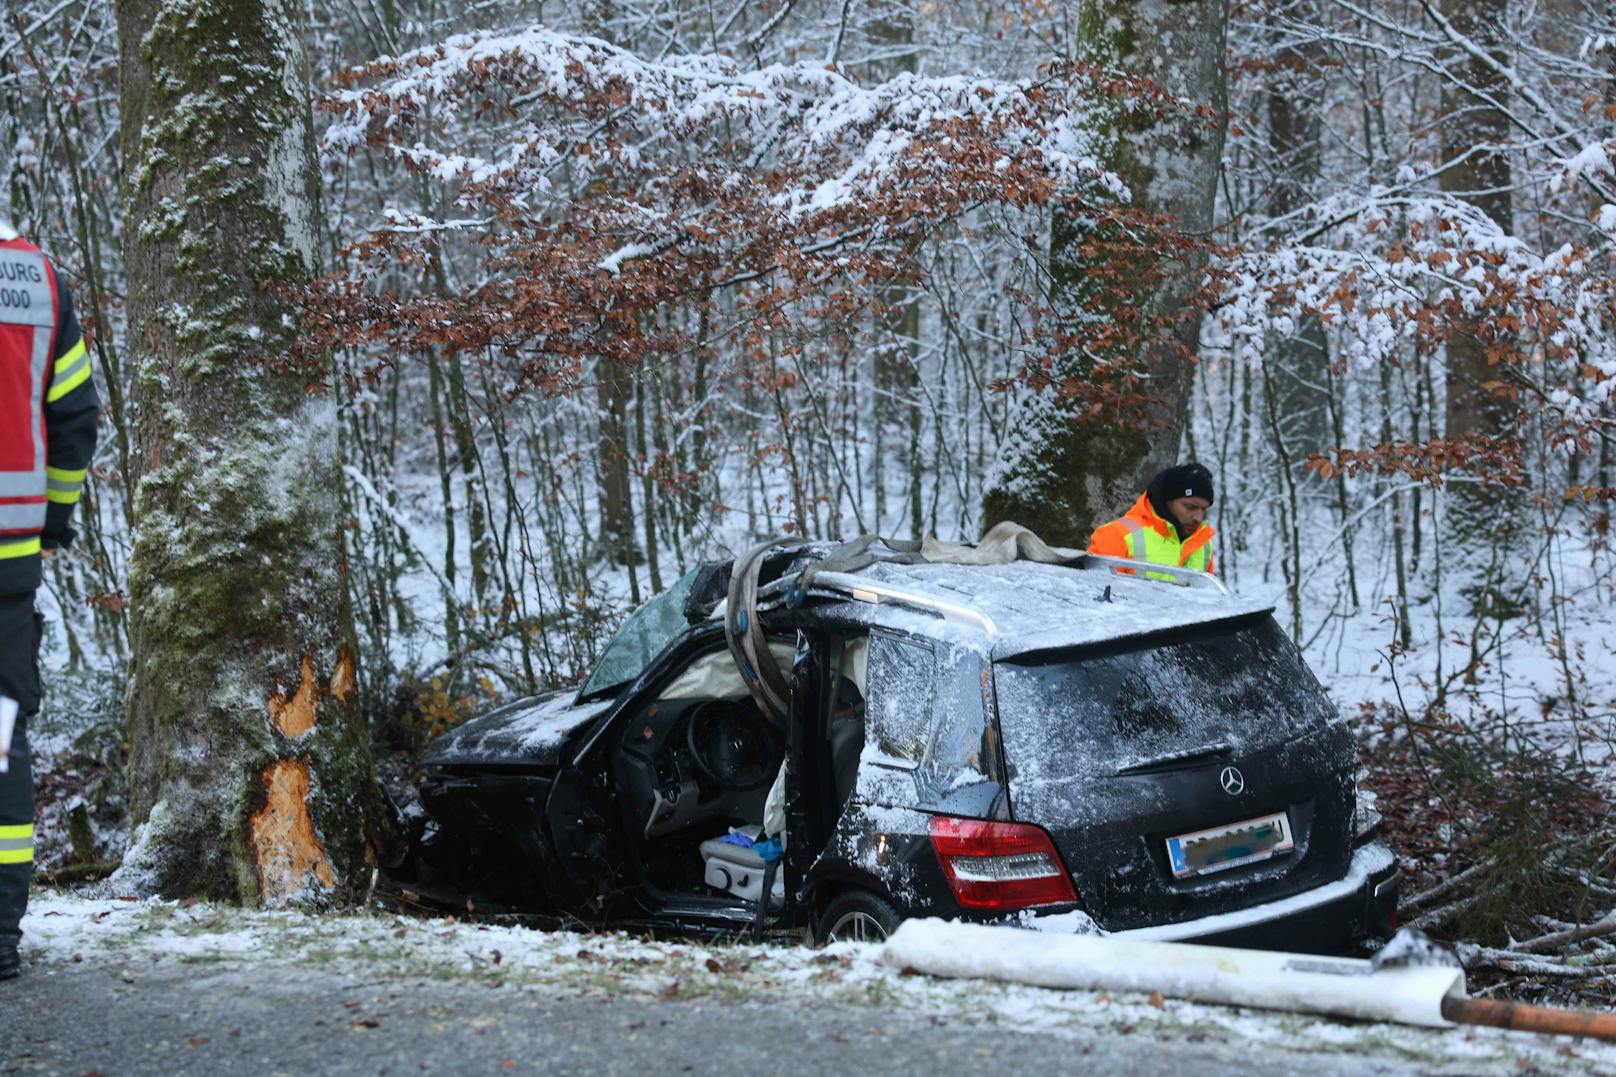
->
[1166, 811, 1294, 879]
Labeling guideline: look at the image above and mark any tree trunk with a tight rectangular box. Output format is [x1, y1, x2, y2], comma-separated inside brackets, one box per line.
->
[1266, 16, 1331, 452]
[445, 348, 489, 607]
[634, 370, 662, 594]
[981, 0, 1227, 546]
[595, 357, 639, 598]
[1438, 0, 1524, 613]
[869, 11, 925, 542]
[116, 0, 381, 903]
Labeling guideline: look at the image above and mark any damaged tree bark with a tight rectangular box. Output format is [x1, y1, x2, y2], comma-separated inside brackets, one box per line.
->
[115, 0, 382, 902]
[981, 0, 1227, 546]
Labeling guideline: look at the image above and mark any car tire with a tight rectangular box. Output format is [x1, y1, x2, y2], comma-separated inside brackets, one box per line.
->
[817, 890, 902, 944]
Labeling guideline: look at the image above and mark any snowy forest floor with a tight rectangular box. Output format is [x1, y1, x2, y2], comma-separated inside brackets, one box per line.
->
[3, 891, 1612, 1075]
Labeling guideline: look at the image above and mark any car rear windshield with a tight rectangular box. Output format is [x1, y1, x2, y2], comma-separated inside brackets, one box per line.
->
[992, 615, 1335, 780]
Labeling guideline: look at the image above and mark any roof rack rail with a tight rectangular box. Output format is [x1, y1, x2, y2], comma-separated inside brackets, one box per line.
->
[798, 571, 998, 634]
[1075, 553, 1231, 595]
[739, 544, 1228, 633]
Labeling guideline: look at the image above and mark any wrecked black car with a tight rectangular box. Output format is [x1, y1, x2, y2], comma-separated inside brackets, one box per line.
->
[401, 538, 1398, 951]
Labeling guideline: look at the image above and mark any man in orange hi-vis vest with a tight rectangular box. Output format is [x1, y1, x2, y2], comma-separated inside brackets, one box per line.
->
[1088, 463, 1216, 582]
[0, 219, 99, 981]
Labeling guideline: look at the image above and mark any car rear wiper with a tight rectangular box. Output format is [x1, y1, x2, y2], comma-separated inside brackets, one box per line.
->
[1115, 741, 1234, 776]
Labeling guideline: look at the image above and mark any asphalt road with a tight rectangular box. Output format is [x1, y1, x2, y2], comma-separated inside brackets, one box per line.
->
[0, 956, 1421, 1077]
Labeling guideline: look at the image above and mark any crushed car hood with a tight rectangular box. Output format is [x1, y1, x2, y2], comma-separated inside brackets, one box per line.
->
[421, 689, 614, 767]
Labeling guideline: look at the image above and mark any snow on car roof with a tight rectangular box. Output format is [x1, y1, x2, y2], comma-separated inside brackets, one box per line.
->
[812, 559, 1275, 659]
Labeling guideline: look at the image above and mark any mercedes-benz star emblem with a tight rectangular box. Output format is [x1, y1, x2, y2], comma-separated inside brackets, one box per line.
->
[1219, 766, 1245, 796]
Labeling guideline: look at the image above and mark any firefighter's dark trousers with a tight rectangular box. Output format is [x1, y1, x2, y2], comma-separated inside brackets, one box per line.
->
[0, 593, 43, 948]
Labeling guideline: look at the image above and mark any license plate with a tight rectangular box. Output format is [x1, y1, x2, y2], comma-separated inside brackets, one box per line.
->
[1166, 811, 1294, 879]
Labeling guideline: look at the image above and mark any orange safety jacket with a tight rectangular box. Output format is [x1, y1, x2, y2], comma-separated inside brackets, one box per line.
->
[1088, 493, 1215, 581]
[0, 230, 98, 595]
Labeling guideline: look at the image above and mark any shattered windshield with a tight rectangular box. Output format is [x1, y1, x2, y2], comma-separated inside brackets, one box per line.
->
[578, 569, 700, 701]
[992, 615, 1334, 780]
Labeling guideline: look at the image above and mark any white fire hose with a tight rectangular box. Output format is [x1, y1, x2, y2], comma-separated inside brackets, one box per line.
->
[882, 919, 1616, 1039]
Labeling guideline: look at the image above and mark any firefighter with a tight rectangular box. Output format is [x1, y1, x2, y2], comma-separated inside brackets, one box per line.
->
[1088, 462, 1215, 581]
[0, 220, 99, 980]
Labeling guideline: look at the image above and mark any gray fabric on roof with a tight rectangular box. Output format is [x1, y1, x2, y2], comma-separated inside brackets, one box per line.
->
[915, 521, 1084, 566]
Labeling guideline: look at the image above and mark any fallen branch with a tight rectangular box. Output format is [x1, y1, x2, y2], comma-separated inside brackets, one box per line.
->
[41, 860, 121, 884]
[1459, 944, 1616, 978]
[1511, 910, 1616, 955]
[1411, 893, 1482, 932]
[1399, 858, 1495, 915]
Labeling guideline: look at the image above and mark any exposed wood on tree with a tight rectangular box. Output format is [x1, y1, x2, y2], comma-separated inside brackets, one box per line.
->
[269, 655, 322, 740]
[249, 760, 337, 902]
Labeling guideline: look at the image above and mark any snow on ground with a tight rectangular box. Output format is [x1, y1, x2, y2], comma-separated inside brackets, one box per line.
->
[1240, 544, 1616, 779]
[17, 889, 1613, 1073]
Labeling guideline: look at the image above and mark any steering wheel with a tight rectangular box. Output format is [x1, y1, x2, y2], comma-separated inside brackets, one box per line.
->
[685, 699, 784, 792]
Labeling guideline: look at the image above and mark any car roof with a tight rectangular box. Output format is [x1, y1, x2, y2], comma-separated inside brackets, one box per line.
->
[801, 559, 1276, 660]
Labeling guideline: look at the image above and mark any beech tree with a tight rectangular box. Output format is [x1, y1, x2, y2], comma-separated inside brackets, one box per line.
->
[114, 0, 382, 901]
[981, 0, 1229, 546]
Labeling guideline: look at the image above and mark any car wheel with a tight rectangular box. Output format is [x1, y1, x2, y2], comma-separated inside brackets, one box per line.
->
[817, 890, 901, 944]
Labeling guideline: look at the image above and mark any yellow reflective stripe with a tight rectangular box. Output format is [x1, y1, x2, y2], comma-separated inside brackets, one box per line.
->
[52, 338, 86, 375]
[1130, 521, 1190, 583]
[0, 823, 32, 862]
[0, 538, 41, 559]
[46, 465, 86, 504]
[46, 356, 91, 403]
[0, 820, 33, 862]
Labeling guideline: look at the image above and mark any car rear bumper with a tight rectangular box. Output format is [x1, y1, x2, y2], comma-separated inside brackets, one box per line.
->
[1028, 842, 1398, 953]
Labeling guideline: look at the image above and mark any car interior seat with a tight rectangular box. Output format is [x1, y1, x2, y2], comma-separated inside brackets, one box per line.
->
[699, 825, 785, 905]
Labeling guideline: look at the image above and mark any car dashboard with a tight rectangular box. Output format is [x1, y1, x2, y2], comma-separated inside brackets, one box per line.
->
[616, 698, 772, 840]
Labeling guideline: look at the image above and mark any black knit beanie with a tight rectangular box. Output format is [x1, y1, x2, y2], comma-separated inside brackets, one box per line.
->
[1148, 462, 1215, 508]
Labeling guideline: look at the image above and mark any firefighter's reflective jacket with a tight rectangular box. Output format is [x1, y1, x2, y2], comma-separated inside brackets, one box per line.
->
[0, 228, 98, 595]
[1088, 493, 1215, 582]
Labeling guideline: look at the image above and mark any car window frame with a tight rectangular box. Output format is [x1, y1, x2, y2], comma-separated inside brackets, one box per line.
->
[862, 629, 938, 773]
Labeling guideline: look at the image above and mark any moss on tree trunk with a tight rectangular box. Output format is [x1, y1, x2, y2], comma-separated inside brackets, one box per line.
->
[115, 0, 382, 902]
[982, 0, 1227, 547]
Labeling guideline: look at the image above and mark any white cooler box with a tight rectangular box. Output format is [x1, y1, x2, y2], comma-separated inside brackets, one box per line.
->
[700, 827, 784, 906]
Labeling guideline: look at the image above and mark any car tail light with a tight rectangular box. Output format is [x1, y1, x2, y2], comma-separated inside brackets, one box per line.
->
[928, 815, 1077, 909]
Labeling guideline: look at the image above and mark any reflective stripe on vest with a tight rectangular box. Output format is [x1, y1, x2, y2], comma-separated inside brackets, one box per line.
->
[0, 241, 54, 536]
[1119, 517, 1211, 583]
[0, 823, 32, 865]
